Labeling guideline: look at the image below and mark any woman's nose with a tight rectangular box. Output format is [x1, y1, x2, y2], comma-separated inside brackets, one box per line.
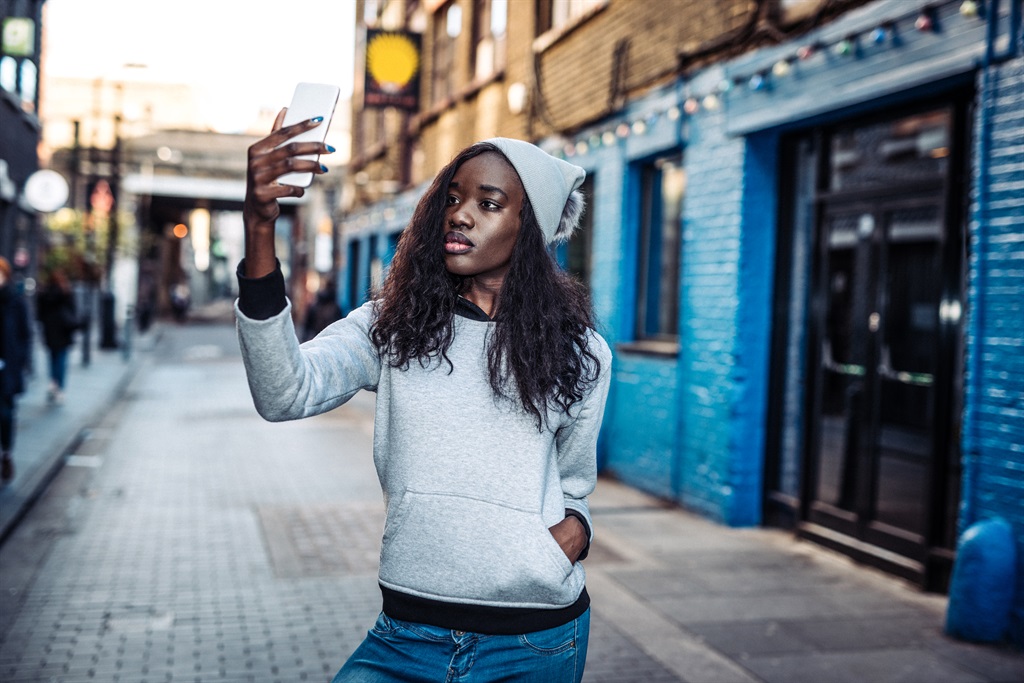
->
[449, 206, 473, 229]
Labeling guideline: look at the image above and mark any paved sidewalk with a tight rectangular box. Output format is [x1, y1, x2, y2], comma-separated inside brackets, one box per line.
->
[0, 329, 146, 542]
[585, 480, 1024, 682]
[0, 319, 1021, 683]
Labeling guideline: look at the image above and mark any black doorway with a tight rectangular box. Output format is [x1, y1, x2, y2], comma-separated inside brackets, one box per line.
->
[765, 98, 969, 590]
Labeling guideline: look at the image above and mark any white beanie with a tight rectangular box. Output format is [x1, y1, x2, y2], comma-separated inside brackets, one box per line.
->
[483, 137, 586, 244]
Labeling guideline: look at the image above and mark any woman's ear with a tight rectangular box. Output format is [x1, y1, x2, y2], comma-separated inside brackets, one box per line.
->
[552, 189, 586, 243]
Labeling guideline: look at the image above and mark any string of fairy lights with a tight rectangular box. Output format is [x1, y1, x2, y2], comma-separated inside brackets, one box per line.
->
[558, 0, 988, 159]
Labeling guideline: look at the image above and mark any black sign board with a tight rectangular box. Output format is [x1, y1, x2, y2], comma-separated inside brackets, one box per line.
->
[364, 29, 422, 110]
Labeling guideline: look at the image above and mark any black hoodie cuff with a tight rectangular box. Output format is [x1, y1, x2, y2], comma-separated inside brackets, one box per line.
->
[564, 509, 592, 562]
[236, 260, 287, 320]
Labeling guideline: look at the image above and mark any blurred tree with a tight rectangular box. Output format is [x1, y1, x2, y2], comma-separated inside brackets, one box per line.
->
[41, 207, 135, 284]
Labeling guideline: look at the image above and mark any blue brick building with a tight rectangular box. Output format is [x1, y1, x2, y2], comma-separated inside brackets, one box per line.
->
[573, 0, 1022, 643]
[341, 0, 1023, 645]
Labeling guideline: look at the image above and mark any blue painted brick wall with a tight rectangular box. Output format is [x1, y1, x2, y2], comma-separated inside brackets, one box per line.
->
[604, 356, 680, 499]
[583, 149, 627, 342]
[676, 99, 748, 524]
[590, 77, 777, 526]
[963, 53, 1024, 648]
[731, 131, 779, 526]
[584, 90, 690, 499]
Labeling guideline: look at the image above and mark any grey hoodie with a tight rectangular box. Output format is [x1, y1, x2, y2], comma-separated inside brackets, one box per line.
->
[236, 299, 612, 620]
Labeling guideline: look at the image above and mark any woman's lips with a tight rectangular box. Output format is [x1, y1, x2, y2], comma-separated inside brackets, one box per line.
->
[444, 231, 473, 254]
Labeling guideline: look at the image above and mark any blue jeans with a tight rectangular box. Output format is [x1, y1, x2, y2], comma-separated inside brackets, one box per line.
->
[332, 609, 589, 683]
[48, 347, 69, 389]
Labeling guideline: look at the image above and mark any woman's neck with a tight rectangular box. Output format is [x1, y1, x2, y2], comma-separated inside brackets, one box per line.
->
[460, 276, 504, 318]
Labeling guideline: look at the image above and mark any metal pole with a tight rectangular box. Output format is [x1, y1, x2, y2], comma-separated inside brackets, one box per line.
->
[80, 140, 98, 368]
[100, 113, 121, 349]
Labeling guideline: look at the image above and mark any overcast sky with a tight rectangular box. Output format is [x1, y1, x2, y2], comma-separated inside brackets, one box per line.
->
[43, 0, 357, 132]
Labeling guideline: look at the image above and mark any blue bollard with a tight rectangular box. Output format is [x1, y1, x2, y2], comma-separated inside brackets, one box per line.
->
[945, 517, 1017, 643]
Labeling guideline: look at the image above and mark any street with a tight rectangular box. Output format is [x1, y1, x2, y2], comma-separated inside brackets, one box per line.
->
[1, 320, 1021, 683]
[1, 322, 387, 682]
[0, 322, 687, 682]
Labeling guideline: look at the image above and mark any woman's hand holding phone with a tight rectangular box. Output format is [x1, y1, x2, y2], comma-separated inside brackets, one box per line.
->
[244, 83, 339, 278]
[243, 109, 333, 278]
[276, 83, 339, 187]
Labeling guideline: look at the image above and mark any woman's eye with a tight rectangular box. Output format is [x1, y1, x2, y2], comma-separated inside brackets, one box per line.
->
[481, 200, 500, 210]
[446, 195, 459, 205]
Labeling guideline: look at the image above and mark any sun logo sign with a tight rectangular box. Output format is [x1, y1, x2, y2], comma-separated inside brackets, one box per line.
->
[365, 29, 421, 110]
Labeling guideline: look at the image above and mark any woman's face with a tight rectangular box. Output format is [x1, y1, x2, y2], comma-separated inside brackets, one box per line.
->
[442, 152, 525, 283]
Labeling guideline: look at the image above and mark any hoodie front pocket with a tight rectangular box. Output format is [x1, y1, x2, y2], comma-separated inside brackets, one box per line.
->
[380, 490, 580, 607]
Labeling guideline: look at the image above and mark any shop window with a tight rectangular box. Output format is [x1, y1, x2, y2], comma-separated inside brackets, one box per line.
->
[369, 235, 383, 294]
[558, 173, 594, 288]
[635, 155, 684, 343]
[431, 1, 461, 104]
[19, 59, 36, 109]
[385, 231, 402, 272]
[472, 0, 507, 81]
[347, 238, 364, 309]
[0, 56, 16, 93]
[830, 109, 952, 191]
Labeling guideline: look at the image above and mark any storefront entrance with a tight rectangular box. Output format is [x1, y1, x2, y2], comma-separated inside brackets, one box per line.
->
[765, 99, 968, 590]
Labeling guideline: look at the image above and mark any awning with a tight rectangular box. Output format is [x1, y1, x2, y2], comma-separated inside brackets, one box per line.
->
[122, 173, 306, 205]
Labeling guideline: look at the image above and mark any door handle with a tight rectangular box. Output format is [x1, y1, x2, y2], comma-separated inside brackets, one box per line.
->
[822, 339, 866, 376]
[878, 345, 933, 386]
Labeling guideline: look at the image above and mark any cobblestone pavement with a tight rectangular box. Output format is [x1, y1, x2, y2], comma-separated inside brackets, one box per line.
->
[0, 320, 1021, 683]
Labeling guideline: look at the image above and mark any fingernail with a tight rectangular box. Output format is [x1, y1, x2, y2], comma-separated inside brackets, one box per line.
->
[326, 144, 336, 153]
[311, 116, 324, 123]
[320, 165, 329, 173]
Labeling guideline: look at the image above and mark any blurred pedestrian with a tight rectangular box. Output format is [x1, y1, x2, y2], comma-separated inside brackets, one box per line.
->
[170, 282, 190, 323]
[0, 257, 32, 482]
[36, 268, 79, 405]
[301, 277, 343, 342]
[236, 112, 611, 682]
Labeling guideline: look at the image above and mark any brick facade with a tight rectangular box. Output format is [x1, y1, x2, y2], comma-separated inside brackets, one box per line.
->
[341, 0, 1024, 645]
[964, 52, 1024, 647]
[530, 0, 753, 136]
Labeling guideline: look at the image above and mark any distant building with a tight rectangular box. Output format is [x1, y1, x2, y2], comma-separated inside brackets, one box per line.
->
[38, 69, 351, 327]
[0, 0, 47, 274]
[343, 0, 1024, 646]
[39, 76, 207, 155]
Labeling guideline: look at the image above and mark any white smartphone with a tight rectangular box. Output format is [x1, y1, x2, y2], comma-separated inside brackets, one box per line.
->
[276, 82, 340, 187]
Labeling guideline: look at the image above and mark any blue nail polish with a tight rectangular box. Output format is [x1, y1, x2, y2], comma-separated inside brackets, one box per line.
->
[320, 165, 329, 173]
[311, 116, 324, 123]
[326, 145, 336, 153]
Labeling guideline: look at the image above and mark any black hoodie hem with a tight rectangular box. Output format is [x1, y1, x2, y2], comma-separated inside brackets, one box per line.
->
[380, 586, 589, 635]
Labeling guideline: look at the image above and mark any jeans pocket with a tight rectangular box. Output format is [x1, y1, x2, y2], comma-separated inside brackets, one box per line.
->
[369, 612, 397, 636]
[374, 614, 450, 643]
[517, 618, 579, 655]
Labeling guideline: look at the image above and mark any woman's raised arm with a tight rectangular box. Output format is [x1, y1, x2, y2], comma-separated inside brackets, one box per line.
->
[242, 108, 332, 278]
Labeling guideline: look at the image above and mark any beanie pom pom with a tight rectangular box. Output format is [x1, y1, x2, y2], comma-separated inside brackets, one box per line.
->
[553, 189, 586, 243]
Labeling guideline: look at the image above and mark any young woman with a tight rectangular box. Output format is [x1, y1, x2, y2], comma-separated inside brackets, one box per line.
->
[236, 112, 611, 682]
[35, 268, 78, 404]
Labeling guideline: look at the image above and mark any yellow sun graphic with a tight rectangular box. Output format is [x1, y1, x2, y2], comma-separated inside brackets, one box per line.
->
[367, 33, 420, 93]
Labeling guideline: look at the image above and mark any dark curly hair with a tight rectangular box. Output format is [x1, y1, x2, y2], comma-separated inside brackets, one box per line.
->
[370, 142, 602, 429]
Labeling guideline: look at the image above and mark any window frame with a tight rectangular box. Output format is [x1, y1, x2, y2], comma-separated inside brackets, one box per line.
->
[430, 1, 461, 105]
[554, 173, 594, 289]
[631, 153, 684, 350]
[471, 0, 508, 82]
[534, 0, 608, 51]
